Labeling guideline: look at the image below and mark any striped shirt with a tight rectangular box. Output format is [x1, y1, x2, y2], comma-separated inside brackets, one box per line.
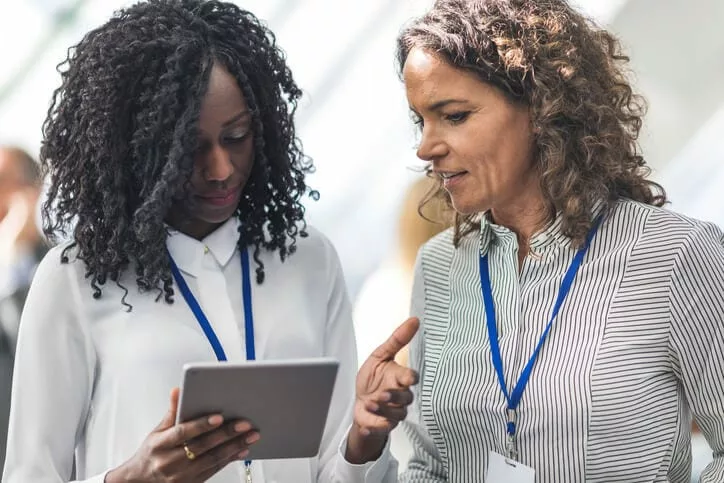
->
[400, 199, 724, 483]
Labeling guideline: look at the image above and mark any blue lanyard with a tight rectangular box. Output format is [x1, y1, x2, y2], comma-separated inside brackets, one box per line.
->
[169, 246, 255, 472]
[479, 216, 602, 459]
[169, 247, 255, 362]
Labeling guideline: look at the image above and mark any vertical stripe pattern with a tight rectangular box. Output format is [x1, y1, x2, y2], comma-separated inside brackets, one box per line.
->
[400, 199, 724, 483]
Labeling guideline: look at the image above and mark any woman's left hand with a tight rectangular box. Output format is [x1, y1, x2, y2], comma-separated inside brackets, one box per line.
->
[346, 317, 420, 464]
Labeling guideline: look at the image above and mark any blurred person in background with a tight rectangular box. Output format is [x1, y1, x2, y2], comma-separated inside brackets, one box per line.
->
[353, 175, 448, 369]
[1, 1, 416, 482]
[0, 145, 45, 474]
[369, 0, 724, 481]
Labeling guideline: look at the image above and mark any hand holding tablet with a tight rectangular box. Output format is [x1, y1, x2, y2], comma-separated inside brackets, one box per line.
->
[105, 388, 259, 483]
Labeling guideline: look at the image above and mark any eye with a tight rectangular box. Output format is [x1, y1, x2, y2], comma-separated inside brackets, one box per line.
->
[224, 130, 250, 144]
[410, 112, 424, 128]
[444, 111, 470, 124]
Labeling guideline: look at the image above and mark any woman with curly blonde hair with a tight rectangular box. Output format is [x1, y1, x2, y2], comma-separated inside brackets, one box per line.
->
[364, 0, 724, 481]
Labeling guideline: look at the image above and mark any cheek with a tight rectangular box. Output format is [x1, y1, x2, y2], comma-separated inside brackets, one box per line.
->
[184, 169, 205, 195]
[235, 155, 254, 176]
[232, 142, 255, 176]
[457, 134, 534, 201]
[185, 152, 207, 186]
[483, 128, 534, 178]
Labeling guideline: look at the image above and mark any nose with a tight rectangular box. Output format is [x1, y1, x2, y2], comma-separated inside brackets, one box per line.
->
[204, 144, 234, 182]
[415, 124, 448, 162]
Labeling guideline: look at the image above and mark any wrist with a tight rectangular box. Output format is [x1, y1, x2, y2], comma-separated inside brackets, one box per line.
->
[104, 462, 136, 483]
[345, 423, 388, 464]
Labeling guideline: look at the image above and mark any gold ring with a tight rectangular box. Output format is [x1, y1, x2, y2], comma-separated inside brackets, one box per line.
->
[183, 443, 196, 461]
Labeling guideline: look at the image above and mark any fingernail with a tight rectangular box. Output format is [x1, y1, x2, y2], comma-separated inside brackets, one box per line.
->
[238, 449, 249, 459]
[381, 392, 391, 402]
[208, 415, 223, 425]
[246, 432, 261, 444]
[235, 422, 251, 433]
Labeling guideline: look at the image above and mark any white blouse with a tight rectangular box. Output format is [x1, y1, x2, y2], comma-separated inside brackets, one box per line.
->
[2, 218, 394, 483]
[401, 199, 724, 482]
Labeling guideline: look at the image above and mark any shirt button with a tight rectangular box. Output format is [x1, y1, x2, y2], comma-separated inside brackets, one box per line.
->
[204, 246, 209, 254]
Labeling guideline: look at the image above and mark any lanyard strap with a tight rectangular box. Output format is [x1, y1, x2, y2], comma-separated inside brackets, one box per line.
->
[169, 247, 255, 362]
[480, 216, 602, 440]
[169, 246, 256, 471]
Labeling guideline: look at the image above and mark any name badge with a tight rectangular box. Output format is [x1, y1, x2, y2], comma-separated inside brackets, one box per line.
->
[485, 451, 535, 483]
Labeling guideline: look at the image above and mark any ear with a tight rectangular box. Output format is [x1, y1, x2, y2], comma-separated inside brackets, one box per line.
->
[530, 117, 541, 134]
[527, 107, 540, 134]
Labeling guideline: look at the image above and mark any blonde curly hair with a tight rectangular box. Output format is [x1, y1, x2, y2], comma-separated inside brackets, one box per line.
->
[397, 0, 667, 247]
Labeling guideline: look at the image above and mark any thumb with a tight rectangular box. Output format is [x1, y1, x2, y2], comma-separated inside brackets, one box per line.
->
[155, 387, 180, 432]
[371, 317, 420, 361]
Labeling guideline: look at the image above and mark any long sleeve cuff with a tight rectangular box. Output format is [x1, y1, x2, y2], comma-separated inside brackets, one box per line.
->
[335, 426, 398, 482]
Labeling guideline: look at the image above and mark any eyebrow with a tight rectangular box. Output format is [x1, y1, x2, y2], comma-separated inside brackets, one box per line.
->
[409, 98, 471, 115]
[428, 98, 470, 111]
[222, 110, 252, 127]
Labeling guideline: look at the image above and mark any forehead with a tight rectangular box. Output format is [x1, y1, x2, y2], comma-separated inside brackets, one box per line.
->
[198, 63, 249, 125]
[403, 48, 487, 107]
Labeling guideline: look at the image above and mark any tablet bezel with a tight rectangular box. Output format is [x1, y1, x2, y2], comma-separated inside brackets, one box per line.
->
[176, 357, 340, 461]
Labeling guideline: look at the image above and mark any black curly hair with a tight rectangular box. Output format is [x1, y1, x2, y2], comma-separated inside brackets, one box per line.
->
[41, 0, 316, 307]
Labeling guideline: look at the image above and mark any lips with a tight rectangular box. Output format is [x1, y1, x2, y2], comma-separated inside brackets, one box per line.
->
[435, 170, 468, 190]
[196, 186, 242, 207]
[438, 171, 467, 180]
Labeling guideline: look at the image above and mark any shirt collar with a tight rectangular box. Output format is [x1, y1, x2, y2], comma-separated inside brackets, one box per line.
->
[479, 200, 605, 255]
[166, 217, 241, 277]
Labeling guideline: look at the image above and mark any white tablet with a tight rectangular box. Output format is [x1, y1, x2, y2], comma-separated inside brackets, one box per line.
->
[177, 358, 339, 460]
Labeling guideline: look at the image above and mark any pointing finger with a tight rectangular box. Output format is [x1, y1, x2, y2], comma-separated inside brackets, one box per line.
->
[371, 317, 420, 362]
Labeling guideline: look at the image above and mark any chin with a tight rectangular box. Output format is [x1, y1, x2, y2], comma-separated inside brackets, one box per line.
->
[201, 212, 237, 225]
[450, 197, 488, 216]
[195, 205, 239, 225]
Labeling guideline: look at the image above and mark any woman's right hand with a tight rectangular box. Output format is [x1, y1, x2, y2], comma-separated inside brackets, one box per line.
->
[105, 388, 260, 483]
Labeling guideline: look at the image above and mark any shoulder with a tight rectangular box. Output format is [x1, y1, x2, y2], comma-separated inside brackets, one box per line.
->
[27, 241, 123, 308]
[610, 199, 724, 248]
[288, 225, 340, 266]
[413, 227, 469, 290]
[419, 227, 457, 260]
[417, 225, 478, 270]
[18, 241, 90, 332]
[261, 225, 343, 283]
[23, 240, 108, 313]
[30, 241, 80, 288]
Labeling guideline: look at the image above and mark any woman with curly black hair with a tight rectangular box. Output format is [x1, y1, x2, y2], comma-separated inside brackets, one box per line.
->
[2, 1, 417, 482]
[368, 0, 724, 481]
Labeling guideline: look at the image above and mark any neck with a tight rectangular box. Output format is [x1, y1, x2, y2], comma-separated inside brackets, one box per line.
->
[165, 215, 223, 241]
[489, 188, 550, 247]
[178, 223, 221, 241]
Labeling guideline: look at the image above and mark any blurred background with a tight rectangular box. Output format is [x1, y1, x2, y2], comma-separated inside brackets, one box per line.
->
[0, 0, 722, 480]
